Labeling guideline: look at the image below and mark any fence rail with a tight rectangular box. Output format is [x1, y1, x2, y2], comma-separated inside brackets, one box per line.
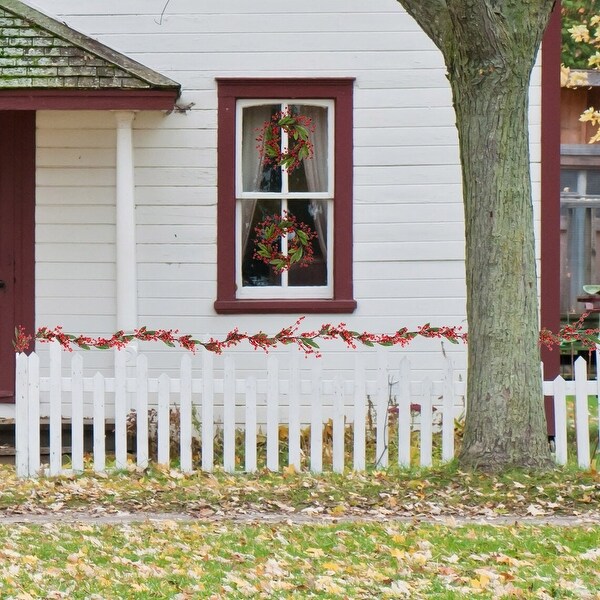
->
[14, 345, 599, 478]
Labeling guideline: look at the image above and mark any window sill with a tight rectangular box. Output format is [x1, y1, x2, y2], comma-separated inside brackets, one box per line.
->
[214, 298, 357, 314]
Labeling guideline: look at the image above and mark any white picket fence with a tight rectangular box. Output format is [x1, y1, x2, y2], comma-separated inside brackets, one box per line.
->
[13, 346, 599, 478]
[542, 357, 600, 469]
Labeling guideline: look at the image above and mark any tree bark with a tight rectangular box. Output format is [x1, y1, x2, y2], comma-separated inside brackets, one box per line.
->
[397, 0, 555, 470]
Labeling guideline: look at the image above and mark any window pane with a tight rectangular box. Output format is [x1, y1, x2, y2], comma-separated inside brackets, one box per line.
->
[561, 205, 592, 314]
[288, 199, 328, 287]
[289, 105, 328, 193]
[241, 199, 282, 287]
[242, 105, 281, 193]
[560, 169, 579, 194]
[586, 170, 600, 196]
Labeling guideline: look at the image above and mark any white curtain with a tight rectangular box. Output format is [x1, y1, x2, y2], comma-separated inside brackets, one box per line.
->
[241, 105, 273, 253]
[301, 105, 328, 257]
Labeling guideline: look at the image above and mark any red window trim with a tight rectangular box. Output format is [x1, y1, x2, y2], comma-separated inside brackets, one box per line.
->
[214, 78, 357, 314]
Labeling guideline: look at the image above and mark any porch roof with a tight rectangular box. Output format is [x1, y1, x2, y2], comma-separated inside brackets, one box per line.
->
[0, 0, 180, 109]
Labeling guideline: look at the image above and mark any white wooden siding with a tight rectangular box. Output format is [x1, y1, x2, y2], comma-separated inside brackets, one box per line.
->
[31, 0, 543, 388]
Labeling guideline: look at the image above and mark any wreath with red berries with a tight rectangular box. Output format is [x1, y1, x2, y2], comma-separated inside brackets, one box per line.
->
[256, 110, 315, 173]
[253, 211, 317, 273]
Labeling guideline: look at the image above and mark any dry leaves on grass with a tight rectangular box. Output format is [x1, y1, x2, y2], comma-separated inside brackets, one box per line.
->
[0, 464, 598, 523]
[0, 520, 598, 598]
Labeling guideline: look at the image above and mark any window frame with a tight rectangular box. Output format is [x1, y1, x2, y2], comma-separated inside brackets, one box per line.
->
[215, 78, 356, 314]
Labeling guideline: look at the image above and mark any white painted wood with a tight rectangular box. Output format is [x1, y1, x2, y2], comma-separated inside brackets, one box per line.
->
[574, 357, 591, 469]
[21, 348, 598, 477]
[442, 358, 455, 463]
[179, 355, 193, 473]
[27, 353, 41, 477]
[136, 354, 149, 469]
[93, 372, 106, 473]
[114, 111, 138, 332]
[332, 375, 345, 474]
[71, 353, 84, 473]
[223, 355, 236, 473]
[15, 354, 29, 478]
[201, 349, 214, 472]
[353, 356, 366, 472]
[288, 350, 301, 471]
[375, 348, 388, 468]
[157, 374, 170, 466]
[553, 376, 568, 466]
[397, 358, 411, 468]
[310, 362, 323, 474]
[114, 349, 128, 470]
[245, 377, 257, 473]
[266, 356, 279, 472]
[420, 378, 433, 468]
[49, 342, 63, 476]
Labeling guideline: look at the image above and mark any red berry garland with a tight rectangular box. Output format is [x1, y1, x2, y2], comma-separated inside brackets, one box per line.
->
[253, 211, 317, 274]
[256, 110, 315, 173]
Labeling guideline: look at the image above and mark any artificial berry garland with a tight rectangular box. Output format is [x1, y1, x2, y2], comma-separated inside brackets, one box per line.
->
[256, 110, 315, 173]
[253, 211, 317, 273]
[13, 319, 466, 357]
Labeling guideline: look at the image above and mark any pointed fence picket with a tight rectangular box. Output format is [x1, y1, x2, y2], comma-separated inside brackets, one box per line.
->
[13, 346, 598, 479]
[542, 356, 599, 470]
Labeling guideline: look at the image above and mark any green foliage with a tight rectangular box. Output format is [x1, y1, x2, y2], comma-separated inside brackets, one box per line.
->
[562, 0, 600, 68]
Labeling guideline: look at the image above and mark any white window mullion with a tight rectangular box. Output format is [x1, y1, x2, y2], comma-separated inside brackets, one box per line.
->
[281, 198, 289, 288]
[281, 103, 289, 289]
[281, 102, 290, 196]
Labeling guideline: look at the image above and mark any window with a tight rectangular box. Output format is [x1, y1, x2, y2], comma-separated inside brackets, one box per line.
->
[215, 79, 356, 314]
[560, 167, 600, 314]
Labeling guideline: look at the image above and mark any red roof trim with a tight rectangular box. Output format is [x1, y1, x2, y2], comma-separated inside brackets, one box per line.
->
[0, 89, 178, 110]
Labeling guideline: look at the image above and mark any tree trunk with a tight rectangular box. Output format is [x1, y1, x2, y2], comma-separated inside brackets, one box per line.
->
[397, 0, 555, 470]
[451, 48, 552, 471]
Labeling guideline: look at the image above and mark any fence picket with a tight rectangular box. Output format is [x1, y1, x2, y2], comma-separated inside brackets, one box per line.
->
[114, 349, 128, 470]
[202, 349, 214, 472]
[15, 354, 29, 478]
[442, 358, 455, 463]
[574, 357, 591, 469]
[157, 374, 170, 467]
[136, 355, 149, 469]
[375, 348, 388, 468]
[28, 353, 40, 477]
[353, 357, 366, 472]
[288, 351, 301, 471]
[71, 354, 84, 473]
[310, 362, 323, 473]
[245, 377, 257, 473]
[397, 358, 411, 468]
[266, 356, 279, 472]
[553, 375, 568, 466]
[49, 342, 62, 476]
[420, 378, 433, 467]
[223, 356, 236, 473]
[179, 355, 193, 474]
[92, 372, 106, 473]
[333, 375, 345, 474]
[12, 349, 598, 478]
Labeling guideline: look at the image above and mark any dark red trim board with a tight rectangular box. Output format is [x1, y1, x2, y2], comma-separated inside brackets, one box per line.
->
[541, 3, 562, 434]
[0, 89, 178, 111]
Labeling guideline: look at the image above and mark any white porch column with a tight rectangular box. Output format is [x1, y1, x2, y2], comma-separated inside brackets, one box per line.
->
[114, 111, 138, 331]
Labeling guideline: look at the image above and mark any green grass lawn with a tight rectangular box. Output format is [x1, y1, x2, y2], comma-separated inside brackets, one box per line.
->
[0, 464, 598, 598]
[0, 520, 597, 598]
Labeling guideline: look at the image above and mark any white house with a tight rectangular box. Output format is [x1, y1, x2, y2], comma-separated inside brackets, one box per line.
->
[0, 0, 561, 422]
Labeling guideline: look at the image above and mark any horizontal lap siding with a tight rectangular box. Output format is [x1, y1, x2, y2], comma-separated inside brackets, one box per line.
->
[36, 111, 116, 347]
[31, 0, 541, 382]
